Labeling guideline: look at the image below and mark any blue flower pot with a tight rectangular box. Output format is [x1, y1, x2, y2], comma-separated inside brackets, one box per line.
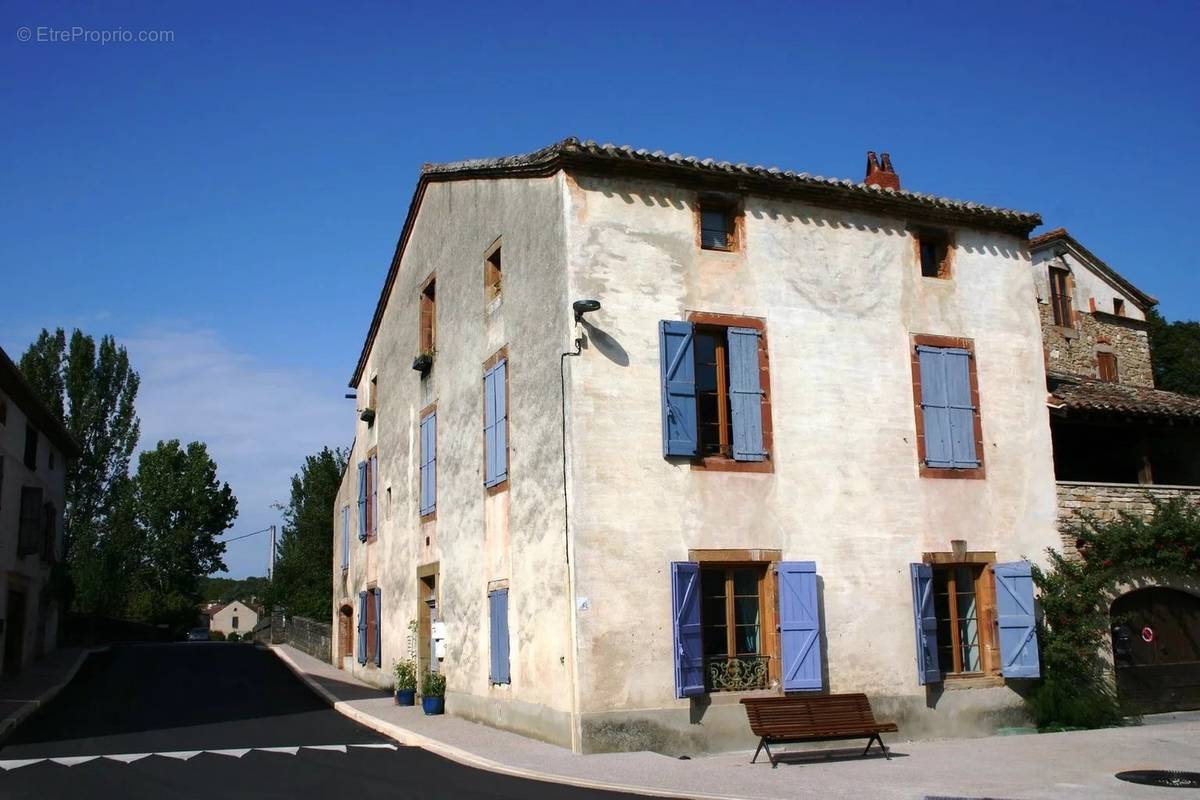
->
[395, 689, 416, 706]
[421, 696, 445, 715]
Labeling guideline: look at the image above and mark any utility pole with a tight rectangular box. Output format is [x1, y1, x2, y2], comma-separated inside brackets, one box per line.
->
[268, 524, 276, 580]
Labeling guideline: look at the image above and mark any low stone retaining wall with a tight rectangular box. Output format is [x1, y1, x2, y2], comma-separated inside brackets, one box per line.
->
[252, 610, 331, 664]
[1056, 481, 1200, 556]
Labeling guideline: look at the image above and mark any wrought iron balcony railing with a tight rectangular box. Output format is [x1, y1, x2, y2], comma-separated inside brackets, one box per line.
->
[705, 655, 770, 692]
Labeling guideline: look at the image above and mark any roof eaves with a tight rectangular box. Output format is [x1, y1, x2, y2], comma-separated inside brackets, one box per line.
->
[1030, 228, 1158, 309]
[0, 346, 81, 459]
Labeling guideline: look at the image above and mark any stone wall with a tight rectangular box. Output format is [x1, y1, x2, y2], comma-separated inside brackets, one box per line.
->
[252, 610, 331, 664]
[1056, 481, 1200, 556]
[1040, 304, 1154, 388]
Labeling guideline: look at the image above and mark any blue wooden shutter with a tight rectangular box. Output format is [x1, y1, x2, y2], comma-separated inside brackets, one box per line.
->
[484, 361, 508, 487]
[777, 562, 822, 691]
[420, 412, 436, 515]
[374, 588, 382, 667]
[659, 321, 698, 457]
[943, 349, 978, 467]
[370, 453, 379, 537]
[994, 561, 1040, 678]
[670, 562, 704, 697]
[341, 506, 349, 569]
[356, 461, 367, 541]
[910, 563, 941, 684]
[489, 589, 510, 684]
[357, 590, 368, 665]
[728, 327, 766, 462]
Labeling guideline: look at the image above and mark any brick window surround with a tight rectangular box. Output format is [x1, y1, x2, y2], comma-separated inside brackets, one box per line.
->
[686, 311, 773, 474]
[909, 334, 986, 480]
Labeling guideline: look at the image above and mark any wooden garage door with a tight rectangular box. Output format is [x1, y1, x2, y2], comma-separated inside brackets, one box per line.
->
[1112, 587, 1200, 715]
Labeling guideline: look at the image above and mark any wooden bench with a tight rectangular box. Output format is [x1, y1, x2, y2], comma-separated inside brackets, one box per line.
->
[740, 693, 898, 767]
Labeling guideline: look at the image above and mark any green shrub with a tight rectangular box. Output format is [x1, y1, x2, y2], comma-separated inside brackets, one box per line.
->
[393, 659, 417, 691]
[209, 630, 226, 641]
[227, 632, 241, 642]
[421, 670, 446, 698]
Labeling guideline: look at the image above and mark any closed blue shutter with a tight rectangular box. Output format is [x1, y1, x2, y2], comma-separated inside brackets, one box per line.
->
[374, 588, 382, 667]
[994, 561, 1040, 678]
[670, 562, 704, 697]
[356, 461, 367, 541]
[341, 506, 349, 569]
[777, 562, 822, 691]
[489, 589, 510, 684]
[420, 412, 436, 515]
[728, 327, 766, 462]
[910, 563, 941, 684]
[659, 321, 698, 457]
[357, 590, 368, 665]
[484, 360, 508, 487]
[370, 454, 379, 537]
[917, 346, 978, 469]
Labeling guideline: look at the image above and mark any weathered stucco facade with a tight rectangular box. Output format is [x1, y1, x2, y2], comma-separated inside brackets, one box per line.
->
[334, 139, 1060, 754]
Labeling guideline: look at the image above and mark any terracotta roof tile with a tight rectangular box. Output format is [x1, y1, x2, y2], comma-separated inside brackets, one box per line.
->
[1049, 373, 1200, 420]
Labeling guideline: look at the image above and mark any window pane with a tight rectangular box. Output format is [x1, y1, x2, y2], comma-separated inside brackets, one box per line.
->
[703, 625, 728, 657]
[701, 209, 731, 248]
[954, 566, 980, 672]
[933, 568, 953, 673]
[735, 624, 760, 655]
[732, 568, 759, 597]
[734, 596, 759, 626]
[694, 331, 727, 455]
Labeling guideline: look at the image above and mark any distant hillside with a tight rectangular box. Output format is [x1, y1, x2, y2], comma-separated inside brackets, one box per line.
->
[200, 575, 270, 605]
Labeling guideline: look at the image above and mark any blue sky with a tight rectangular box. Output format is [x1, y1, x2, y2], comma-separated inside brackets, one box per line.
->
[3, 1, 1197, 577]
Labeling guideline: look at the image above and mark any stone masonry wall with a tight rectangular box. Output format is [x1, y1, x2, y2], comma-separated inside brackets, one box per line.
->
[1041, 304, 1153, 387]
[1056, 482, 1200, 557]
[252, 611, 332, 664]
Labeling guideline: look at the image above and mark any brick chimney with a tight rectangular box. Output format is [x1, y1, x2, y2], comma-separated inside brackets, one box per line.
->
[864, 151, 900, 191]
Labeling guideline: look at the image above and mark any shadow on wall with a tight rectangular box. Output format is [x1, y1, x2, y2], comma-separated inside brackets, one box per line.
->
[580, 320, 629, 367]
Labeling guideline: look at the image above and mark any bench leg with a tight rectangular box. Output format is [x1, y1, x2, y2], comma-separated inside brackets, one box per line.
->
[751, 738, 765, 765]
[763, 740, 778, 769]
[861, 734, 891, 760]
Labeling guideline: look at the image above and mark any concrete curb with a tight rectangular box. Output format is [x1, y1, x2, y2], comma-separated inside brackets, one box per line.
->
[0, 646, 108, 744]
[269, 645, 746, 800]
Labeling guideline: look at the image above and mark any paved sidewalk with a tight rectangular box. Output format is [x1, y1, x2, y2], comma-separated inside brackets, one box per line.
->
[273, 644, 1199, 800]
[0, 647, 99, 742]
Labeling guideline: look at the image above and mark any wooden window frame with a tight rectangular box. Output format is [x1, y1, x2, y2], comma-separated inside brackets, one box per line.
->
[909, 334, 986, 480]
[923, 551, 1000, 679]
[365, 446, 378, 541]
[691, 549, 781, 690]
[1096, 349, 1118, 384]
[484, 238, 502, 306]
[695, 195, 743, 253]
[419, 401, 437, 521]
[483, 347, 510, 495]
[419, 273, 437, 355]
[915, 228, 954, 279]
[1112, 298, 1125, 317]
[1048, 266, 1076, 328]
[687, 312, 773, 474]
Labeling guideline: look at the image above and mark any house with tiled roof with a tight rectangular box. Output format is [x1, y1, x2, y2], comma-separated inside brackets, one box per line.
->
[1029, 228, 1200, 715]
[333, 137, 1062, 754]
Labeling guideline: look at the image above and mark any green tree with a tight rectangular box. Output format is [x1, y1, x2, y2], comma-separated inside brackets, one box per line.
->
[199, 575, 271, 604]
[1148, 309, 1200, 396]
[19, 328, 141, 615]
[266, 447, 345, 620]
[126, 440, 238, 628]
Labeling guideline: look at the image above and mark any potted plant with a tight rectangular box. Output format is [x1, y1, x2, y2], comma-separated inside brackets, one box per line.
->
[412, 348, 435, 375]
[393, 658, 417, 706]
[421, 670, 446, 715]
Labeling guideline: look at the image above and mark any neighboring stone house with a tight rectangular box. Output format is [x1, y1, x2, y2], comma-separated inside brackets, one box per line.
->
[333, 138, 1060, 754]
[0, 346, 78, 677]
[208, 600, 258, 638]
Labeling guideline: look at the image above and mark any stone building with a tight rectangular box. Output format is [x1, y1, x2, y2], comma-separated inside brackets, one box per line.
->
[0, 346, 77, 677]
[332, 138, 1061, 754]
[208, 600, 259, 638]
[1029, 229, 1200, 715]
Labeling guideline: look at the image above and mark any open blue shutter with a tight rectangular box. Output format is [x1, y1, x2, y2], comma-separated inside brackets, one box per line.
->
[357, 590, 368, 665]
[910, 563, 940, 684]
[671, 562, 704, 697]
[917, 347, 953, 468]
[943, 349, 978, 467]
[777, 562, 822, 691]
[420, 413, 436, 515]
[356, 461, 367, 541]
[659, 321, 698, 457]
[374, 588, 382, 667]
[994, 561, 1040, 678]
[489, 589, 510, 684]
[483, 361, 508, 487]
[341, 506, 349, 568]
[370, 454, 379, 537]
[728, 327, 766, 462]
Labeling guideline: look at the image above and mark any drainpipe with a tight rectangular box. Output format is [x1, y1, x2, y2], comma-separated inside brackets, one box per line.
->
[560, 333, 584, 753]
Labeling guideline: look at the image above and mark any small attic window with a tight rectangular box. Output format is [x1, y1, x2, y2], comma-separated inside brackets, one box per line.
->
[485, 243, 502, 304]
[699, 199, 738, 251]
[918, 231, 952, 279]
[1112, 298, 1125, 317]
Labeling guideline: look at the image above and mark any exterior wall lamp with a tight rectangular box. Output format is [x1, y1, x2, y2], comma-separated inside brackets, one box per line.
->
[573, 299, 601, 324]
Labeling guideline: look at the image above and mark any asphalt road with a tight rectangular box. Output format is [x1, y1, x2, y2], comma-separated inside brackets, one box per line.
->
[0, 643, 651, 799]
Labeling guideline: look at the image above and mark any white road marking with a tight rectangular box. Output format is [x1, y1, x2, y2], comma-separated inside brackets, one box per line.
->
[0, 743, 396, 770]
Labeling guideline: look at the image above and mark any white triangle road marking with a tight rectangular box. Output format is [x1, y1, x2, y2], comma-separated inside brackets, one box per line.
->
[105, 753, 152, 764]
[158, 751, 202, 761]
[302, 745, 347, 753]
[255, 746, 299, 755]
[0, 758, 46, 771]
[49, 756, 100, 767]
[350, 743, 398, 750]
[208, 749, 252, 759]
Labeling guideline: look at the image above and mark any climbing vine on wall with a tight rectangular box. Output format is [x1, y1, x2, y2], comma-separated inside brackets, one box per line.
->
[1027, 498, 1200, 729]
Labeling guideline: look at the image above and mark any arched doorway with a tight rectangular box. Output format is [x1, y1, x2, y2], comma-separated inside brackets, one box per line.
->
[338, 605, 354, 668]
[1111, 587, 1200, 714]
